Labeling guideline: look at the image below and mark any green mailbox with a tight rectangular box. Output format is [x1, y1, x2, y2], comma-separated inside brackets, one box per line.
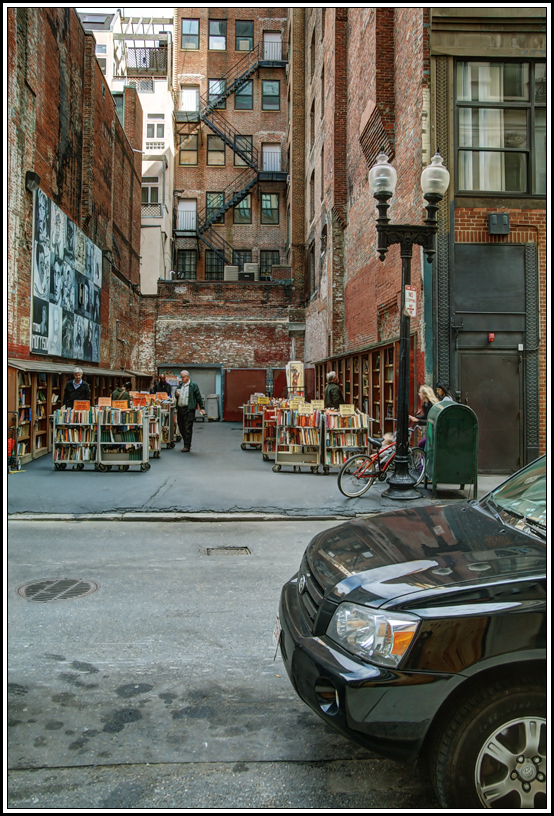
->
[424, 401, 479, 498]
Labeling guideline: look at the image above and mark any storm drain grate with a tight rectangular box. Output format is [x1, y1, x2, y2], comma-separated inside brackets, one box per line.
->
[205, 547, 251, 556]
[17, 579, 99, 602]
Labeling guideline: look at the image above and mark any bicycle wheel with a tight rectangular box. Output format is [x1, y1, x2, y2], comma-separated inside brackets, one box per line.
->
[338, 455, 378, 498]
[408, 446, 426, 486]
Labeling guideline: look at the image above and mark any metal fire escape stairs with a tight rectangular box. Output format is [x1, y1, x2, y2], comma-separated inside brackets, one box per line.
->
[176, 43, 287, 266]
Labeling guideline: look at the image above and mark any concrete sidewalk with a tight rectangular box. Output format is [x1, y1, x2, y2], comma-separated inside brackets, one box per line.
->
[8, 419, 506, 520]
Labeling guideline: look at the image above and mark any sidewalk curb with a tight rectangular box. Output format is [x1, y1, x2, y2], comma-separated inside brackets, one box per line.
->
[7, 512, 361, 523]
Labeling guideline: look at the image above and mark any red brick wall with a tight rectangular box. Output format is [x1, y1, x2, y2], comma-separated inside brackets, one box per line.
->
[7, 7, 142, 370]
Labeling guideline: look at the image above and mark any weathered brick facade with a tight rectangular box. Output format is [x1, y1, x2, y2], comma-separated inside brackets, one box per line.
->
[7, 7, 143, 372]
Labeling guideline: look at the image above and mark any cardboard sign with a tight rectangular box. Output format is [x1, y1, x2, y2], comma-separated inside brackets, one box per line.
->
[404, 285, 417, 317]
[98, 398, 112, 407]
[339, 404, 355, 416]
[129, 392, 139, 397]
[257, 396, 270, 405]
[298, 403, 314, 414]
[156, 393, 170, 400]
[290, 398, 304, 410]
[311, 400, 325, 410]
[132, 396, 147, 406]
[73, 401, 90, 411]
[112, 400, 129, 409]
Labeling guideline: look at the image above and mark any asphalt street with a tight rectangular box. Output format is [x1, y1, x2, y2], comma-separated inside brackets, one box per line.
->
[8, 419, 503, 519]
[7, 520, 439, 810]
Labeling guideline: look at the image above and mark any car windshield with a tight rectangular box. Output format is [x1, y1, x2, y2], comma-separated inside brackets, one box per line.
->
[486, 457, 546, 531]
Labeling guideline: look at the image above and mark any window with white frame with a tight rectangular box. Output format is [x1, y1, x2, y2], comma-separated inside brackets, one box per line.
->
[209, 20, 227, 50]
[456, 61, 546, 195]
[141, 176, 159, 205]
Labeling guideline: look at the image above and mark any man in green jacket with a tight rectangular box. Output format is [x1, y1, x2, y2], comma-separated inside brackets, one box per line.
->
[175, 370, 205, 452]
[324, 371, 345, 410]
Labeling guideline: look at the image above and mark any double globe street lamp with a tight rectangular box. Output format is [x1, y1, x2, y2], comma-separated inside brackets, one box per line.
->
[368, 150, 450, 499]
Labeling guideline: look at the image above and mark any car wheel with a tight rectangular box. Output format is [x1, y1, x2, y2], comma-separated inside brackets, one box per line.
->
[431, 677, 546, 809]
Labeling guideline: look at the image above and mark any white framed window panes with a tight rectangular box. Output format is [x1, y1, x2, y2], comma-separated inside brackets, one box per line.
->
[208, 79, 227, 109]
[456, 61, 546, 195]
[207, 135, 225, 166]
[179, 134, 198, 165]
[142, 177, 161, 215]
[181, 19, 199, 50]
[209, 19, 227, 50]
[205, 250, 224, 280]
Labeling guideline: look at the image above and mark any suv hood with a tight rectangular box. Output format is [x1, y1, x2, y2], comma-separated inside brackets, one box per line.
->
[307, 502, 545, 607]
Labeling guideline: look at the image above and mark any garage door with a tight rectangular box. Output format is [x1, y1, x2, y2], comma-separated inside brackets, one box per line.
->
[224, 369, 266, 421]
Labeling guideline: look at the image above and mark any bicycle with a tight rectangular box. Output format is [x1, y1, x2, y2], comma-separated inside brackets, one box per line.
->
[337, 426, 425, 498]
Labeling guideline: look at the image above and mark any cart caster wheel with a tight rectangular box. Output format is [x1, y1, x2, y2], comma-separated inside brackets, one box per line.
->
[324, 466, 330, 474]
[98, 463, 108, 472]
[241, 443, 247, 450]
[168, 442, 175, 449]
[54, 463, 61, 471]
[311, 466, 319, 474]
[58, 462, 67, 470]
[154, 452, 160, 459]
[257, 445, 262, 451]
[263, 454, 269, 461]
[272, 464, 281, 473]
[94, 463, 100, 471]
[118, 465, 130, 472]
[175, 435, 182, 442]
[140, 462, 151, 472]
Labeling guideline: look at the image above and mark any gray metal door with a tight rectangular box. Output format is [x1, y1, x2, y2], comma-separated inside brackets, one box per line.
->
[459, 352, 521, 473]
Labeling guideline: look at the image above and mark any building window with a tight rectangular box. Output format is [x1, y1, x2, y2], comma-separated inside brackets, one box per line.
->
[234, 135, 253, 166]
[233, 249, 252, 270]
[209, 19, 227, 50]
[262, 80, 280, 110]
[181, 19, 199, 50]
[260, 250, 280, 281]
[311, 28, 316, 76]
[126, 77, 154, 93]
[179, 134, 198, 165]
[456, 61, 546, 195]
[176, 250, 197, 280]
[96, 44, 107, 55]
[207, 135, 225, 166]
[233, 195, 252, 224]
[141, 176, 159, 204]
[97, 57, 107, 74]
[261, 193, 279, 224]
[310, 100, 315, 146]
[208, 79, 226, 109]
[206, 192, 225, 224]
[236, 21, 254, 51]
[146, 122, 165, 139]
[309, 245, 316, 295]
[310, 171, 315, 220]
[205, 250, 224, 280]
[234, 80, 253, 110]
[113, 92, 124, 125]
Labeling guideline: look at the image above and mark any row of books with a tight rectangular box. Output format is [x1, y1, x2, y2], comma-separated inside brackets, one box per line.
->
[278, 428, 320, 446]
[54, 446, 97, 461]
[55, 407, 146, 425]
[324, 413, 370, 429]
[326, 431, 369, 447]
[100, 431, 142, 443]
[56, 429, 97, 443]
[275, 410, 322, 428]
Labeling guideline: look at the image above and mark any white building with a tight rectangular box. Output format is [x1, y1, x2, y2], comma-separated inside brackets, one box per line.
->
[78, 11, 175, 294]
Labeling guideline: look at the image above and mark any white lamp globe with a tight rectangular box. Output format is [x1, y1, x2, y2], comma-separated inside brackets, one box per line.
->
[368, 151, 397, 196]
[421, 151, 450, 196]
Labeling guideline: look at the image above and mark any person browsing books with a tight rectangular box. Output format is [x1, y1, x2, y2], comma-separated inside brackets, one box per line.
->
[324, 371, 345, 410]
[63, 367, 91, 408]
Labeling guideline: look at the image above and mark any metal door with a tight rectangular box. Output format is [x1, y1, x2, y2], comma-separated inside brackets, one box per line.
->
[263, 32, 282, 61]
[459, 352, 521, 473]
[224, 369, 267, 421]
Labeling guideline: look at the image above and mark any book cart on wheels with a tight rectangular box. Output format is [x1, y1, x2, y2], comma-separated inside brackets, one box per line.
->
[159, 401, 176, 448]
[97, 407, 150, 472]
[241, 400, 264, 450]
[146, 402, 162, 459]
[52, 406, 99, 470]
[273, 405, 322, 473]
[321, 408, 372, 475]
[262, 406, 278, 461]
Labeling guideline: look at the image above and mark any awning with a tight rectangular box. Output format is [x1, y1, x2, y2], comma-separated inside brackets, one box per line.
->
[8, 359, 126, 378]
[124, 369, 152, 379]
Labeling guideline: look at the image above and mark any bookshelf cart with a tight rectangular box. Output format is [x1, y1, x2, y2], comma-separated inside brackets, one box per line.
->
[52, 407, 98, 470]
[262, 408, 277, 461]
[97, 408, 150, 471]
[273, 407, 321, 473]
[147, 403, 162, 458]
[241, 403, 264, 450]
[16, 371, 33, 464]
[159, 402, 176, 448]
[321, 410, 372, 473]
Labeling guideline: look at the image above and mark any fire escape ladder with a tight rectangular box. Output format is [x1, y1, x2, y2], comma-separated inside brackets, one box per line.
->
[196, 226, 234, 266]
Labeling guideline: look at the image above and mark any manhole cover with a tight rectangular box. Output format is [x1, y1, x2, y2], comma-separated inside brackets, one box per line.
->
[17, 579, 99, 602]
[206, 547, 251, 556]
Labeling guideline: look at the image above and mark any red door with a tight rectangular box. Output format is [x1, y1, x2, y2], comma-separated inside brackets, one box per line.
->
[224, 369, 267, 421]
[272, 369, 287, 399]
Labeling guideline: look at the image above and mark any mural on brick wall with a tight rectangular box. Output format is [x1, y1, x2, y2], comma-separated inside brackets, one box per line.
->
[31, 188, 102, 361]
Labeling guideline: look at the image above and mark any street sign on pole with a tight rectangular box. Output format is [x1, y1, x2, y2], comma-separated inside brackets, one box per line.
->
[404, 285, 417, 317]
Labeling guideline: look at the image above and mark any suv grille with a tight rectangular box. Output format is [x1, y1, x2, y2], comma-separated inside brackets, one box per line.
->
[298, 553, 324, 631]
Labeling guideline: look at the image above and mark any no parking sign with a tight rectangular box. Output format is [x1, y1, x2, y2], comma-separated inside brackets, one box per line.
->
[404, 285, 417, 317]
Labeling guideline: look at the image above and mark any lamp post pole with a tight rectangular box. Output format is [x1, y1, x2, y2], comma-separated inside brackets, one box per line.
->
[369, 150, 449, 500]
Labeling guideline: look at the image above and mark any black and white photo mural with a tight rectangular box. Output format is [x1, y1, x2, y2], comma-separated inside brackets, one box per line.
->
[31, 188, 102, 361]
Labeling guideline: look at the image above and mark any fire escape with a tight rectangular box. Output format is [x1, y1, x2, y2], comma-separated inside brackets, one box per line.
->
[174, 41, 288, 270]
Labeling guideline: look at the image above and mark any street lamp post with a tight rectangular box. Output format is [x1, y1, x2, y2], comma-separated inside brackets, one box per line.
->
[368, 150, 450, 500]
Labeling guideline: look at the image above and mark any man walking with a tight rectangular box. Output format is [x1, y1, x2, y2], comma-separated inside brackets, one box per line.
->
[324, 371, 345, 410]
[63, 367, 91, 408]
[175, 370, 205, 452]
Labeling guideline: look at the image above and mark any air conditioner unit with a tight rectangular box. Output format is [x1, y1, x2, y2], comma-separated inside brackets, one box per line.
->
[224, 265, 239, 281]
[243, 263, 259, 281]
[285, 63, 290, 75]
[286, 175, 291, 183]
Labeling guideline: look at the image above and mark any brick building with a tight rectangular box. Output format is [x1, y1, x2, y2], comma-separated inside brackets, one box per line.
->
[140, 8, 306, 417]
[7, 7, 147, 463]
[290, 8, 546, 472]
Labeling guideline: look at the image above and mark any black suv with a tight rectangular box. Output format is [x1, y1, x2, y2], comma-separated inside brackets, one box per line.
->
[278, 456, 546, 808]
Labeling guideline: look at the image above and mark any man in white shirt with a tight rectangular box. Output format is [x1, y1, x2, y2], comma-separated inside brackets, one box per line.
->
[175, 370, 205, 452]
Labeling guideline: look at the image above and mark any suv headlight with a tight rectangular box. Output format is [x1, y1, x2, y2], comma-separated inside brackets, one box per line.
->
[327, 603, 420, 668]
